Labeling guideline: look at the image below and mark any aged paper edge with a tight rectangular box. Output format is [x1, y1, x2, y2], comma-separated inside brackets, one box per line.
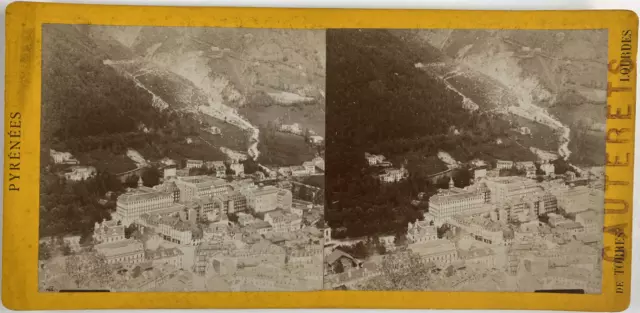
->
[3, 2, 638, 310]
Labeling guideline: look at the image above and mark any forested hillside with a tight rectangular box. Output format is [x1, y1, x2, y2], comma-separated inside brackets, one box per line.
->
[325, 29, 534, 239]
[40, 25, 224, 239]
[42, 25, 228, 173]
[42, 25, 159, 143]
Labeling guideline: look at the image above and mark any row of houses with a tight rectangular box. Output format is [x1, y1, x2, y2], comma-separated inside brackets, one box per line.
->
[495, 160, 555, 178]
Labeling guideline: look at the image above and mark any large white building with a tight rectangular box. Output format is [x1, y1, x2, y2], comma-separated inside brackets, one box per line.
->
[242, 186, 292, 213]
[50, 149, 79, 164]
[185, 159, 204, 169]
[264, 210, 302, 234]
[496, 160, 514, 170]
[428, 186, 489, 221]
[364, 153, 386, 166]
[277, 189, 293, 211]
[158, 217, 194, 245]
[64, 166, 96, 181]
[174, 176, 230, 203]
[576, 210, 604, 234]
[378, 166, 409, 183]
[483, 176, 543, 204]
[556, 185, 591, 214]
[115, 187, 184, 226]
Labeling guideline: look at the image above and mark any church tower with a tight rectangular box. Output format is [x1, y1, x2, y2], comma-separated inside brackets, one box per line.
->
[449, 176, 455, 189]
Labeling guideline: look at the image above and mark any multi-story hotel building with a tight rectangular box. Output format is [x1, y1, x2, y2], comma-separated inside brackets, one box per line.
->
[242, 185, 291, 213]
[428, 187, 488, 221]
[575, 210, 601, 234]
[557, 185, 591, 214]
[264, 210, 302, 234]
[115, 187, 184, 226]
[188, 189, 248, 218]
[174, 176, 230, 203]
[277, 189, 293, 211]
[498, 191, 551, 223]
[158, 217, 194, 245]
[484, 176, 543, 204]
[154, 180, 180, 202]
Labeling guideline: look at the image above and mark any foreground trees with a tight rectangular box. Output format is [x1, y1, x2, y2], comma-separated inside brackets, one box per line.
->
[360, 251, 433, 290]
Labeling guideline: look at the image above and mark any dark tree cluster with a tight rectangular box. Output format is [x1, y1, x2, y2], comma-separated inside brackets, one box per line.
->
[39, 170, 123, 239]
[499, 166, 528, 177]
[258, 122, 317, 166]
[552, 158, 572, 175]
[335, 237, 388, 260]
[241, 158, 260, 175]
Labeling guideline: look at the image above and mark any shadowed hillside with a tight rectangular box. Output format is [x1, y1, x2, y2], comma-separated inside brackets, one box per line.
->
[325, 29, 534, 239]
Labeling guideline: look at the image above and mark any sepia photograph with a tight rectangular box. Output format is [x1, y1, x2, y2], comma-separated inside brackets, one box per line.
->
[324, 29, 607, 293]
[38, 24, 326, 292]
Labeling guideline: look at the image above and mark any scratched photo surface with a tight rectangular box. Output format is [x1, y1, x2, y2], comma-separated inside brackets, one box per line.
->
[39, 24, 326, 292]
[324, 29, 607, 293]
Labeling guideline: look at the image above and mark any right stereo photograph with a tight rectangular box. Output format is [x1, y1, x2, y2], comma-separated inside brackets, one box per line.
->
[323, 29, 607, 293]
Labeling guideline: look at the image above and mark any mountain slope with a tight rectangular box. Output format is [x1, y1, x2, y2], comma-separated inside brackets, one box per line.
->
[42, 25, 229, 173]
[101, 26, 326, 107]
[90, 26, 327, 164]
[326, 29, 532, 172]
[42, 24, 158, 144]
[414, 29, 607, 165]
[325, 29, 535, 239]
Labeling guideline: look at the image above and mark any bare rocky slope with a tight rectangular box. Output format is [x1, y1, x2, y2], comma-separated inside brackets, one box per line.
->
[43, 25, 326, 171]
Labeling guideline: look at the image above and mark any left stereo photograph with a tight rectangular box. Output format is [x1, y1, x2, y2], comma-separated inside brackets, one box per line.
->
[38, 24, 327, 292]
